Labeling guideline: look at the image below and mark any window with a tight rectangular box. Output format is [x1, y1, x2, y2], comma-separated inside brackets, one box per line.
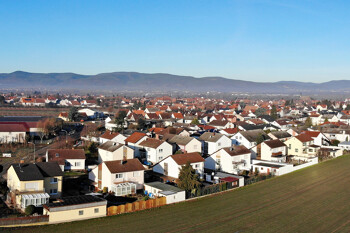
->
[116, 173, 123, 179]
[195, 164, 199, 168]
[309, 149, 313, 152]
[50, 178, 58, 184]
[218, 143, 221, 147]
[133, 171, 140, 177]
[288, 144, 291, 149]
[303, 143, 306, 146]
[79, 210, 84, 215]
[159, 149, 163, 153]
[158, 156, 163, 161]
[75, 162, 81, 167]
[50, 189, 58, 195]
[295, 148, 298, 152]
[94, 208, 99, 213]
[261, 167, 263, 170]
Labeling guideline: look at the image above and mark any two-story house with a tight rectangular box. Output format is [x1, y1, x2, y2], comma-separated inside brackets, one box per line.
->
[124, 132, 148, 157]
[89, 158, 145, 196]
[284, 134, 319, 159]
[7, 162, 63, 210]
[199, 132, 232, 155]
[46, 149, 86, 171]
[138, 138, 173, 164]
[167, 135, 202, 154]
[205, 145, 251, 175]
[253, 140, 287, 162]
[98, 141, 134, 163]
[153, 152, 205, 180]
[99, 131, 127, 144]
[232, 129, 270, 149]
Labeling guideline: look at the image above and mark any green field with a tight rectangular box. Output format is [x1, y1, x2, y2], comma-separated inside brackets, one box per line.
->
[7, 155, 350, 233]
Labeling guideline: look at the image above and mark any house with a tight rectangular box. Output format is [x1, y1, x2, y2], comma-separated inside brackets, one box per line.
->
[7, 162, 63, 209]
[46, 149, 86, 171]
[98, 142, 134, 163]
[199, 132, 232, 155]
[300, 131, 330, 146]
[253, 140, 287, 162]
[153, 152, 205, 179]
[144, 182, 186, 204]
[284, 134, 319, 159]
[138, 138, 173, 164]
[100, 131, 126, 144]
[232, 129, 270, 149]
[89, 159, 145, 195]
[43, 195, 107, 224]
[124, 132, 148, 157]
[167, 135, 202, 154]
[268, 131, 291, 142]
[205, 145, 251, 175]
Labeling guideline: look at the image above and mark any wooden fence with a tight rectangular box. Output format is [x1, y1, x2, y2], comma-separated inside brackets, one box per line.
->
[0, 215, 49, 226]
[107, 197, 166, 216]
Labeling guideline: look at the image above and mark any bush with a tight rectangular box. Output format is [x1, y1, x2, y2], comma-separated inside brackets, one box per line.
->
[103, 187, 108, 194]
[25, 205, 35, 215]
[143, 196, 150, 201]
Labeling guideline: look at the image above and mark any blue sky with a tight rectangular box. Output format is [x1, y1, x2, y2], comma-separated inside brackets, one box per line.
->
[0, 0, 349, 82]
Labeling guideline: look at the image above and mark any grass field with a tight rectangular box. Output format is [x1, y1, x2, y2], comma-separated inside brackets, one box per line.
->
[6, 155, 350, 233]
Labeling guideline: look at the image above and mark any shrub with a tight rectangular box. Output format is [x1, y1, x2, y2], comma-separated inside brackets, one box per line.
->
[25, 205, 35, 215]
[103, 187, 108, 194]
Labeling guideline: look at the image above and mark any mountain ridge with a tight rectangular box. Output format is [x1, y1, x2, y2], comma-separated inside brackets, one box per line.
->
[0, 71, 349, 93]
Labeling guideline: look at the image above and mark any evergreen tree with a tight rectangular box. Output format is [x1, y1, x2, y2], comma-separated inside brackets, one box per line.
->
[177, 161, 200, 192]
[271, 105, 278, 120]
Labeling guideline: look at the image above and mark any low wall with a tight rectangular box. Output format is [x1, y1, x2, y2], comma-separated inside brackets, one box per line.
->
[0, 215, 49, 226]
[107, 197, 166, 216]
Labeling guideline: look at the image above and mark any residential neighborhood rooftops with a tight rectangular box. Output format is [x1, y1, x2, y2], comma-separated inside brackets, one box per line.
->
[240, 129, 270, 142]
[104, 159, 145, 173]
[269, 131, 291, 139]
[170, 152, 205, 165]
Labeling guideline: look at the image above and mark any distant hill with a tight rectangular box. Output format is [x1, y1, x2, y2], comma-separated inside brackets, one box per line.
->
[0, 71, 349, 94]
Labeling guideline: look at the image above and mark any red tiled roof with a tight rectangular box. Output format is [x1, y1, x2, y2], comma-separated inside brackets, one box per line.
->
[101, 131, 120, 140]
[302, 131, 320, 138]
[139, 138, 165, 148]
[125, 132, 147, 143]
[295, 134, 313, 142]
[222, 128, 239, 134]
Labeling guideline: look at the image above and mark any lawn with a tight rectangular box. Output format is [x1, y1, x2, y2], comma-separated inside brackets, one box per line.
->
[6, 155, 350, 233]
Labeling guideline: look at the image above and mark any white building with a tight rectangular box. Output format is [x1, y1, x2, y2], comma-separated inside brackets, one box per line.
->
[153, 152, 205, 179]
[46, 149, 86, 171]
[199, 132, 232, 155]
[89, 159, 145, 194]
[138, 138, 173, 164]
[205, 146, 251, 175]
[144, 182, 186, 204]
[98, 141, 134, 163]
[167, 135, 202, 154]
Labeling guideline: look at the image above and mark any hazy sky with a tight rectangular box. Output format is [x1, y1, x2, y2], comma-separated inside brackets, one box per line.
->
[0, 0, 349, 82]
